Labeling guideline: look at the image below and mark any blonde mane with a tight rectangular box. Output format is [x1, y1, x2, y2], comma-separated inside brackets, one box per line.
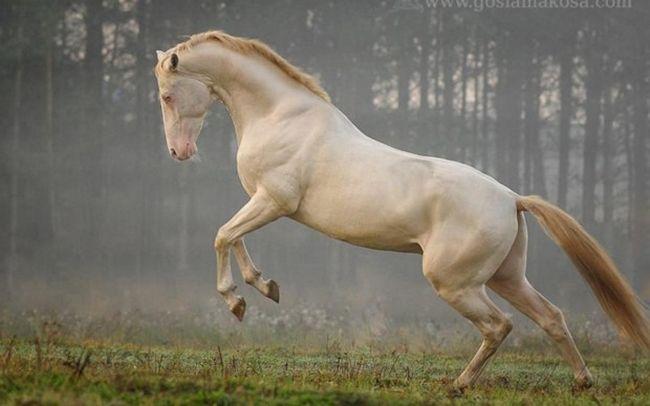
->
[163, 30, 330, 102]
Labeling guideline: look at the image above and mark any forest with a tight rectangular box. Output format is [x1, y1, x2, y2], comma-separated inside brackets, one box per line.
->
[1, 0, 649, 329]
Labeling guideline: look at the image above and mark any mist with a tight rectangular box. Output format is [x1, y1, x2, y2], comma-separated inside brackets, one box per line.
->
[1, 0, 649, 346]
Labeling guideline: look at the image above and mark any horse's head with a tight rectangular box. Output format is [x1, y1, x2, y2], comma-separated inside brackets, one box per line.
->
[154, 50, 212, 161]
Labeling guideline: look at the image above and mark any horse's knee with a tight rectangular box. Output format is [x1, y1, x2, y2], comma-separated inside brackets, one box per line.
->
[216, 283, 232, 295]
[214, 228, 230, 251]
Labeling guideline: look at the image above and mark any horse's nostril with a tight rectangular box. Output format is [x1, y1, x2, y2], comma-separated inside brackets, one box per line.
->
[170, 148, 177, 158]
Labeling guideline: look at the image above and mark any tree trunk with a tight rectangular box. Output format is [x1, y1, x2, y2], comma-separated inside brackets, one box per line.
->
[523, 45, 535, 195]
[135, 0, 151, 287]
[508, 50, 524, 191]
[433, 13, 441, 140]
[557, 35, 574, 208]
[8, 12, 24, 300]
[582, 27, 603, 231]
[397, 14, 411, 126]
[471, 32, 480, 166]
[523, 42, 545, 196]
[84, 0, 105, 275]
[459, 37, 468, 162]
[418, 10, 431, 117]
[623, 106, 634, 239]
[601, 83, 615, 247]
[481, 37, 490, 172]
[496, 35, 524, 189]
[441, 11, 455, 159]
[631, 40, 649, 290]
[495, 41, 524, 188]
[44, 14, 56, 243]
[530, 70, 546, 196]
[418, 9, 431, 149]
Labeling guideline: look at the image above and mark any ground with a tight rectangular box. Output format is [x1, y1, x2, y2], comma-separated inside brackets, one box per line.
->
[1, 338, 648, 405]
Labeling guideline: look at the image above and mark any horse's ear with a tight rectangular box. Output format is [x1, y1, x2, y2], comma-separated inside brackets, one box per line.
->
[170, 53, 179, 70]
[156, 50, 165, 62]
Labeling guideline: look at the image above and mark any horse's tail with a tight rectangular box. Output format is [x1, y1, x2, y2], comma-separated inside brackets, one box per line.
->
[517, 195, 650, 350]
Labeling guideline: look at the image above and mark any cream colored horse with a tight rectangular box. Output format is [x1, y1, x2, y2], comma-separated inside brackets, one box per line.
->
[154, 31, 649, 388]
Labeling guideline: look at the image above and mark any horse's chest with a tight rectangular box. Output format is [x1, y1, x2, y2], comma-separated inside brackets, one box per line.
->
[236, 158, 259, 197]
[236, 134, 301, 198]
[235, 149, 294, 202]
[234, 137, 266, 195]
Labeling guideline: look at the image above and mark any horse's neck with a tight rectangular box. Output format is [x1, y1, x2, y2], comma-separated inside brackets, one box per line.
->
[204, 47, 321, 145]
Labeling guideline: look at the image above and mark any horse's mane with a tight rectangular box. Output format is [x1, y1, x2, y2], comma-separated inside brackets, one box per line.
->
[167, 30, 330, 102]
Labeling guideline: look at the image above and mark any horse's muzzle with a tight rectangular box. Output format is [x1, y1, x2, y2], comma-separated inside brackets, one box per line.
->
[169, 142, 196, 161]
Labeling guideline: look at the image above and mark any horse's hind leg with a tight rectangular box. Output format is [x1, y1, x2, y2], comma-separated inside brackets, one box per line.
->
[490, 279, 592, 386]
[434, 285, 513, 388]
[233, 239, 280, 303]
[422, 228, 516, 388]
[487, 212, 592, 387]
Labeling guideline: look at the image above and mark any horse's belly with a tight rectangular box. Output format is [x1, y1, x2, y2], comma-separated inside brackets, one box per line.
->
[289, 186, 430, 253]
[291, 212, 423, 253]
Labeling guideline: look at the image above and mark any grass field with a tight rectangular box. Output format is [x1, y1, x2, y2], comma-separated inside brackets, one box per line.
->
[1, 335, 648, 405]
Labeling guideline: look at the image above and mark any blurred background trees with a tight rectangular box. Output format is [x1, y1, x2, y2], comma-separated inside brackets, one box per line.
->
[0, 0, 648, 323]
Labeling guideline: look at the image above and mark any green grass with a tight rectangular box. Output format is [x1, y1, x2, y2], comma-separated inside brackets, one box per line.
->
[1, 337, 648, 405]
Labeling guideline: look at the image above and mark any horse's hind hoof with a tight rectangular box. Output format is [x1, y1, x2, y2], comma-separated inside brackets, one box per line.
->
[230, 296, 246, 321]
[267, 279, 280, 303]
[451, 377, 470, 392]
[574, 373, 593, 390]
[447, 382, 469, 399]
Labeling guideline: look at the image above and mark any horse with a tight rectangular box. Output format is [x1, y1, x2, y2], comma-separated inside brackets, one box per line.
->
[153, 30, 650, 389]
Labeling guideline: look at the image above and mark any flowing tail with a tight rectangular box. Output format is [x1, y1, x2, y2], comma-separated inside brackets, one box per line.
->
[517, 195, 650, 350]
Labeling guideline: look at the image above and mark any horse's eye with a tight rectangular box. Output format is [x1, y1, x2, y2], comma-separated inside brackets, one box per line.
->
[162, 95, 172, 103]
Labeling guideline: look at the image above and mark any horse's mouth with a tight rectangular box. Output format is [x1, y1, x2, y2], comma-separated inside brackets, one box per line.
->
[172, 152, 195, 162]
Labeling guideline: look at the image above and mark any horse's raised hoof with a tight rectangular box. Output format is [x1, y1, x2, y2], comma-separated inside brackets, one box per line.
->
[266, 279, 280, 303]
[230, 296, 246, 321]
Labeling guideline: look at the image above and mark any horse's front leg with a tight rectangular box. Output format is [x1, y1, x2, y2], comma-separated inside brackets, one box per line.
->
[215, 190, 283, 321]
[233, 239, 280, 303]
